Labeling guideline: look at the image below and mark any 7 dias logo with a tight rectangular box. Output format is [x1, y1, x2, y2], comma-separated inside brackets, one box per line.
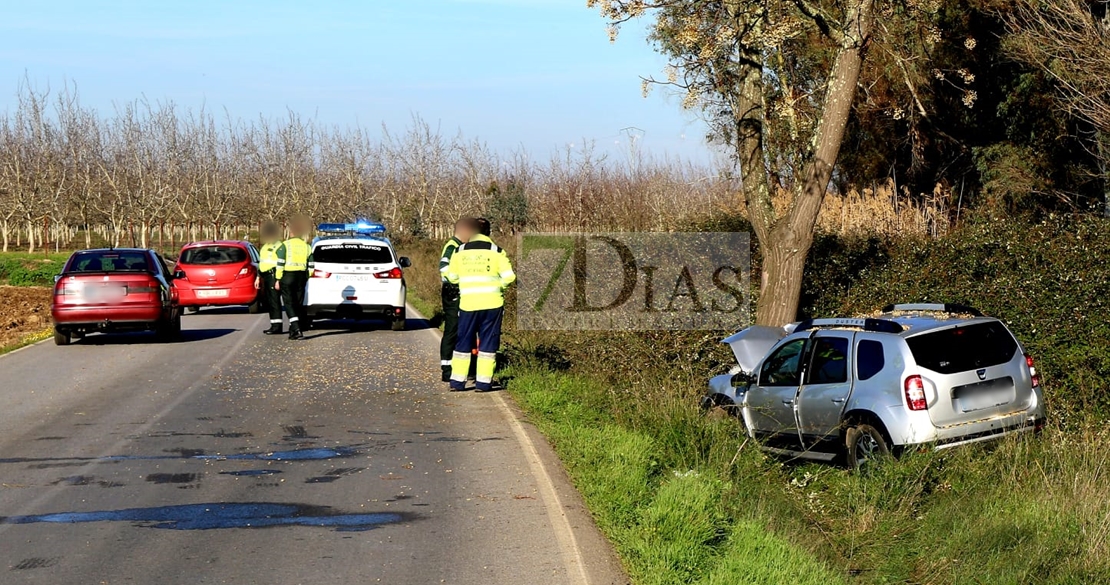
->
[516, 233, 750, 331]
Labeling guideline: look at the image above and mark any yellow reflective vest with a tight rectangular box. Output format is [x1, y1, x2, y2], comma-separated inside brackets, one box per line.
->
[258, 242, 280, 273]
[275, 237, 312, 279]
[446, 234, 516, 311]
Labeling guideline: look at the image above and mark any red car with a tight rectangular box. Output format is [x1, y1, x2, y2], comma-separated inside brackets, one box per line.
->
[51, 248, 182, 345]
[173, 241, 263, 313]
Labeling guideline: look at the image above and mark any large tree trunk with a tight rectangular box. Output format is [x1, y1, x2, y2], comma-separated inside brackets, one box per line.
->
[753, 0, 874, 326]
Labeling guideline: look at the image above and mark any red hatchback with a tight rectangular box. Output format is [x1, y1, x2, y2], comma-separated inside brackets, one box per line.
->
[52, 248, 181, 345]
[173, 241, 262, 312]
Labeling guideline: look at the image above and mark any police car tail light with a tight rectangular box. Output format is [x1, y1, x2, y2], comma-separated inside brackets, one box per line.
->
[311, 270, 332, 279]
[375, 267, 403, 279]
[904, 375, 928, 411]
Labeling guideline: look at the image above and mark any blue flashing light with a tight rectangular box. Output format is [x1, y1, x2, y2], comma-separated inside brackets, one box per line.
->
[316, 221, 386, 235]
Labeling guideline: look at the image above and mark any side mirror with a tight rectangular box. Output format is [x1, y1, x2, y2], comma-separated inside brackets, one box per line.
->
[399, 257, 411, 268]
[730, 370, 756, 388]
[173, 270, 186, 280]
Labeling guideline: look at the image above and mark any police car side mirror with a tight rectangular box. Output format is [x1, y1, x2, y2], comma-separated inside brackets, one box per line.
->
[398, 257, 411, 268]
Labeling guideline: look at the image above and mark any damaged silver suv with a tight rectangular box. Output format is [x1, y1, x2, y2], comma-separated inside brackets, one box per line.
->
[705, 304, 1046, 468]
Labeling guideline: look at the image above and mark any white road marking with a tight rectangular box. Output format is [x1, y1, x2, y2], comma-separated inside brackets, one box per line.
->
[412, 303, 591, 585]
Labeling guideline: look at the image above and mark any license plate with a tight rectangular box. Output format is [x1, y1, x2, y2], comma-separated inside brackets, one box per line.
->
[959, 389, 1010, 412]
[89, 286, 127, 299]
[196, 289, 230, 298]
[335, 275, 372, 282]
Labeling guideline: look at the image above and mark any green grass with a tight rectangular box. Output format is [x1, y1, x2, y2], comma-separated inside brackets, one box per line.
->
[0, 252, 69, 286]
[0, 327, 52, 355]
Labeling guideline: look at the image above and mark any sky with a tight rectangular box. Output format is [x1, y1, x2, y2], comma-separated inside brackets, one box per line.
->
[0, 0, 711, 162]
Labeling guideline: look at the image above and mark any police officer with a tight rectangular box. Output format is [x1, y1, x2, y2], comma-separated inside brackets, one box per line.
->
[274, 216, 313, 340]
[258, 221, 284, 335]
[438, 219, 470, 382]
[445, 218, 515, 392]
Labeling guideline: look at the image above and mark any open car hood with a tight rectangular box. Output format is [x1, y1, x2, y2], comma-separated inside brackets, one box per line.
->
[721, 325, 787, 374]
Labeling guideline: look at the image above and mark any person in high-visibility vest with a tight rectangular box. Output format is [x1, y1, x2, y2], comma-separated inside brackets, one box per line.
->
[257, 221, 284, 335]
[446, 218, 515, 391]
[274, 216, 313, 340]
[438, 219, 472, 382]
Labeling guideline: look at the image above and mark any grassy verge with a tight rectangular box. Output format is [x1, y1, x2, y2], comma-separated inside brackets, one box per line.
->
[0, 328, 52, 356]
[0, 252, 69, 286]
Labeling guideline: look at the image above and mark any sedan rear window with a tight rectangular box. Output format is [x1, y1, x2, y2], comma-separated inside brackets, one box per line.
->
[180, 246, 248, 265]
[906, 322, 1018, 374]
[67, 251, 151, 273]
[313, 242, 393, 264]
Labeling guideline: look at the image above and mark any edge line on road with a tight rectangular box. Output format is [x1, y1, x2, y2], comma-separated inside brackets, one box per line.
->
[411, 303, 593, 585]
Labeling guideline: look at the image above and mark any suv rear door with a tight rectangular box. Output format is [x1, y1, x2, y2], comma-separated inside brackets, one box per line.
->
[309, 240, 398, 302]
[905, 320, 1034, 427]
[795, 331, 854, 448]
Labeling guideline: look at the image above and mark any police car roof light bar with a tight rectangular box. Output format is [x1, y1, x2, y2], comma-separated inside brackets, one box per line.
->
[316, 221, 386, 236]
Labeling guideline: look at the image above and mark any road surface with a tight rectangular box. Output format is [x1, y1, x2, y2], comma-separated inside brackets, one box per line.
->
[0, 308, 625, 584]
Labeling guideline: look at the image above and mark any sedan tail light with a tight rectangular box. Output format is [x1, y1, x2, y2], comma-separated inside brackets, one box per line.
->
[56, 281, 81, 296]
[375, 267, 403, 279]
[904, 375, 928, 411]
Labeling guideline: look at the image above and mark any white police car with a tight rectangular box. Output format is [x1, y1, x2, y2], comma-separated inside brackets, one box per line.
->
[304, 221, 410, 331]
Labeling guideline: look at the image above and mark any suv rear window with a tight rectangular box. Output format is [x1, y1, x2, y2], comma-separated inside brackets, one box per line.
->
[67, 251, 151, 273]
[313, 242, 393, 264]
[180, 246, 248, 265]
[906, 322, 1018, 374]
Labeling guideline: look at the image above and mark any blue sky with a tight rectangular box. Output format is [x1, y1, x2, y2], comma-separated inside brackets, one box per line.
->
[0, 0, 709, 161]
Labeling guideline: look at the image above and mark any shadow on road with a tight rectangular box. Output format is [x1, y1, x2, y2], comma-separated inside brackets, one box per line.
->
[74, 328, 237, 345]
[302, 317, 435, 340]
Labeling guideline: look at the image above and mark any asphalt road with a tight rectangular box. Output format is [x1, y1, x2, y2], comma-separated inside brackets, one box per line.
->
[0, 308, 625, 584]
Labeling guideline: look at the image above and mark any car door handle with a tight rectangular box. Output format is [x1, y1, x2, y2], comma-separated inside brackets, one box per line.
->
[831, 398, 846, 404]
[782, 400, 794, 406]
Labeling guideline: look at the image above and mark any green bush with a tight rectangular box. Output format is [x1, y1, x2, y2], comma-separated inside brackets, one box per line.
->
[0, 254, 66, 287]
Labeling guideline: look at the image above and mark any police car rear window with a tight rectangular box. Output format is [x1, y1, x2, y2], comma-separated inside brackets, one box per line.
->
[314, 242, 393, 264]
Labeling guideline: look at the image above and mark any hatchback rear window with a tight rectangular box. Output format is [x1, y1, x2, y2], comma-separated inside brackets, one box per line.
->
[906, 322, 1018, 374]
[180, 246, 248, 265]
[313, 242, 393, 264]
[67, 251, 151, 273]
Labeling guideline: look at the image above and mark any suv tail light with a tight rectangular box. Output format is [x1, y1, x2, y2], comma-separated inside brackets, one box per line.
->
[375, 267, 403, 279]
[1025, 354, 1040, 388]
[311, 270, 332, 279]
[904, 375, 927, 411]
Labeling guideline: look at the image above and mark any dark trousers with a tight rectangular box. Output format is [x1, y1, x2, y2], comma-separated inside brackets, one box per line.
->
[262, 271, 282, 326]
[280, 271, 308, 324]
[440, 283, 460, 368]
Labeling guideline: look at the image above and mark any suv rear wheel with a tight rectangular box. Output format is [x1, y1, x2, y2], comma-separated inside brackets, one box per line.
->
[845, 423, 891, 471]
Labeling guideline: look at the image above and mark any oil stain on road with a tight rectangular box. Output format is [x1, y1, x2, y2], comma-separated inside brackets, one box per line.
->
[0, 503, 416, 532]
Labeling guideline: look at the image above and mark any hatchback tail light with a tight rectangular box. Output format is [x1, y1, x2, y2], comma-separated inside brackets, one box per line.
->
[375, 267, 403, 279]
[1025, 354, 1040, 388]
[904, 375, 928, 411]
[235, 266, 253, 280]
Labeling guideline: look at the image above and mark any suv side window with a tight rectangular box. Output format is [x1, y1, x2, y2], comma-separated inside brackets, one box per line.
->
[806, 337, 849, 384]
[759, 339, 808, 387]
[857, 340, 885, 381]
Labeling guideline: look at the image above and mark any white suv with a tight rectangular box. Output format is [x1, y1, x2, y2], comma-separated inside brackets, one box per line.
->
[304, 223, 410, 331]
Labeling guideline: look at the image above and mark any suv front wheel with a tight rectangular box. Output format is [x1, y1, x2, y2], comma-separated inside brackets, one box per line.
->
[845, 423, 891, 471]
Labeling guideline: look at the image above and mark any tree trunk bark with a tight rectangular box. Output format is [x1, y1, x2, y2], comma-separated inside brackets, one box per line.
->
[753, 0, 874, 326]
[27, 220, 35, 254]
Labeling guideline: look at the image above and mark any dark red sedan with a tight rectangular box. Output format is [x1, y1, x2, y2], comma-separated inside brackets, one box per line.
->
[51, 248, 181, 345]
[172, 241, 263, 313]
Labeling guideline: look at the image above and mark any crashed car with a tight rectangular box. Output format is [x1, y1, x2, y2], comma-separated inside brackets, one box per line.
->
[705, 303, 1046, 468]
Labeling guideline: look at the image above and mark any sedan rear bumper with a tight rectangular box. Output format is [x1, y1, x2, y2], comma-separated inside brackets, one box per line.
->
[52, 304, 166, 328]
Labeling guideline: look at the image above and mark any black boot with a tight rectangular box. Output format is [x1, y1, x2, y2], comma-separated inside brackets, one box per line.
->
[288, 323, 304, 340]
[441, 365, 452, 383]
[263, 324, 283, 335]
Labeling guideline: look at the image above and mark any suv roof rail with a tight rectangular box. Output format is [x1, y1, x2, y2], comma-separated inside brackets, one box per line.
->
[794, 318, 905, 334]
[881, 303, 984, 317]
